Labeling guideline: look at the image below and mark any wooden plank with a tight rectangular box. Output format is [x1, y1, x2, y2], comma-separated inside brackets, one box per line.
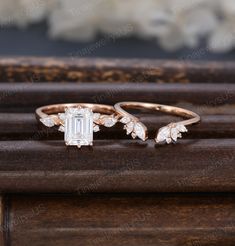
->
[0, 196, 6, 246]
[0, 83, 235, 110]
[8, 194, 235, 246]
[0, 139, 234, 193]
[0, 113, 235, 140]
[0, 57, 235, 83]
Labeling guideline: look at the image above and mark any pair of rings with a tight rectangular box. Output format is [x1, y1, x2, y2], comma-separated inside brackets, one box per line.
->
[36, 102, 200, 148]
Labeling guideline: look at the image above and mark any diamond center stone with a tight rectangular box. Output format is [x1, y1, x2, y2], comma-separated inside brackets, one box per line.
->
[64, 108, 93, 146]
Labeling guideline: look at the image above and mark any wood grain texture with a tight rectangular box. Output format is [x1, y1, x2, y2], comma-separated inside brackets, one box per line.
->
[0, 140, 234, 193]
[6, 194, 235, 246]
[0, 196, 5, 246]
[0, 83, 234, 110]
[0, 57, 235, 83]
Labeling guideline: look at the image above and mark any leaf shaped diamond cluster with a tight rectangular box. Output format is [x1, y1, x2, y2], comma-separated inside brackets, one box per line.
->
[92, 113, 118, 132]
[155, 123, 188, 144]
[40, 108, 118, 133]
[120, 116, 147, 141]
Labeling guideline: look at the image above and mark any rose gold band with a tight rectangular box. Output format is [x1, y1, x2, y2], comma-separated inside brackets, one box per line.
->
[36, 103, 116, 119]
[115, 101, 200, 125]
[114, 101, 200, 144]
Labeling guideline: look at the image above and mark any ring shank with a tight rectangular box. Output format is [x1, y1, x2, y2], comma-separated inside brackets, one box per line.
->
[36, 103, 116, 119]
[115, 102, 200, 126]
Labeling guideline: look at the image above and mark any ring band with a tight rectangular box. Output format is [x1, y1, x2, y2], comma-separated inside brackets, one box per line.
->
[115, 101, 200, 144]
[36, 103, 118, 148]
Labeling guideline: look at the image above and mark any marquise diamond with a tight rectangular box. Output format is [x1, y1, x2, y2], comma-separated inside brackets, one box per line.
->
[93, 113, 101, 121]
[40, 117, 55, 128]
[103, 116, 117, 127]
[58, 125, 65, 132]
[120, 116, 131, 124]
[93, 124, 100, 132]
[125, 121, 134, 135]
[134, 122, 146, 141]
[58, 113, 66, 121]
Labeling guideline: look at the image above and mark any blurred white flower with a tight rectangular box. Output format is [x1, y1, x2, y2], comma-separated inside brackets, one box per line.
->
[0, 0, 235, 52]
[208, 0, 235, 52]
[0, 0, 55, 27]
[208, 22, 235, 52]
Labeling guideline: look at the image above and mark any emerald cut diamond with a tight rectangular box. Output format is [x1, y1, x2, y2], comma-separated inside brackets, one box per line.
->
[64, 108, 93, 146]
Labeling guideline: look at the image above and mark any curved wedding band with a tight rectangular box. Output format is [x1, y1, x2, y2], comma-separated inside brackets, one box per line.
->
[115, 101, 200, 144]
[36, 103, 118, 148]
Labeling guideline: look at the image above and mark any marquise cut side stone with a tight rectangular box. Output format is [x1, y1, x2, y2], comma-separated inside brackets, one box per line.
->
[93, 125, 100, 132]
[134, 123, 146, 141]
[103, 117, 117, 127]
[58, 125, 65, 132]
[93, 113, 101, 121]
[58, 113, 66, 121]
[40, 117, 55, 128]
[120, 116, 131, 124]
[125, 121, 134, 135]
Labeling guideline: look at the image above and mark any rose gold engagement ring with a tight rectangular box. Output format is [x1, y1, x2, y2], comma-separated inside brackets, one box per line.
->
[36, 103, 118, 148]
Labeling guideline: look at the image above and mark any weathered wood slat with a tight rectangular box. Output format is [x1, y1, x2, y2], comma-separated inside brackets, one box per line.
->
[0, 196, 5, 246]
[0, 140, 234, 193]
[7, 194, 235, 246]
[0, 83, 234, 110]
[0, 57, 235, 83]
[0, 113, 235, 140]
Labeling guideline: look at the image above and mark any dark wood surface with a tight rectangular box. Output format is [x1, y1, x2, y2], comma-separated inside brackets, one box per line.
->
[0, 83, 235, 110]
[0, 57, 235, 245]
[0, 57, 235, 83]
[1, 194, 234, 246]
[0, 139, 235, 193]
[0, 197, 5, 246]
[0, 78, 234, 192]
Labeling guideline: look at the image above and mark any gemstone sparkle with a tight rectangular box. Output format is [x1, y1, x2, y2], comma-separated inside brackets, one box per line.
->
[40, 117, 55, 127]
[64, 108, 93, 146]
